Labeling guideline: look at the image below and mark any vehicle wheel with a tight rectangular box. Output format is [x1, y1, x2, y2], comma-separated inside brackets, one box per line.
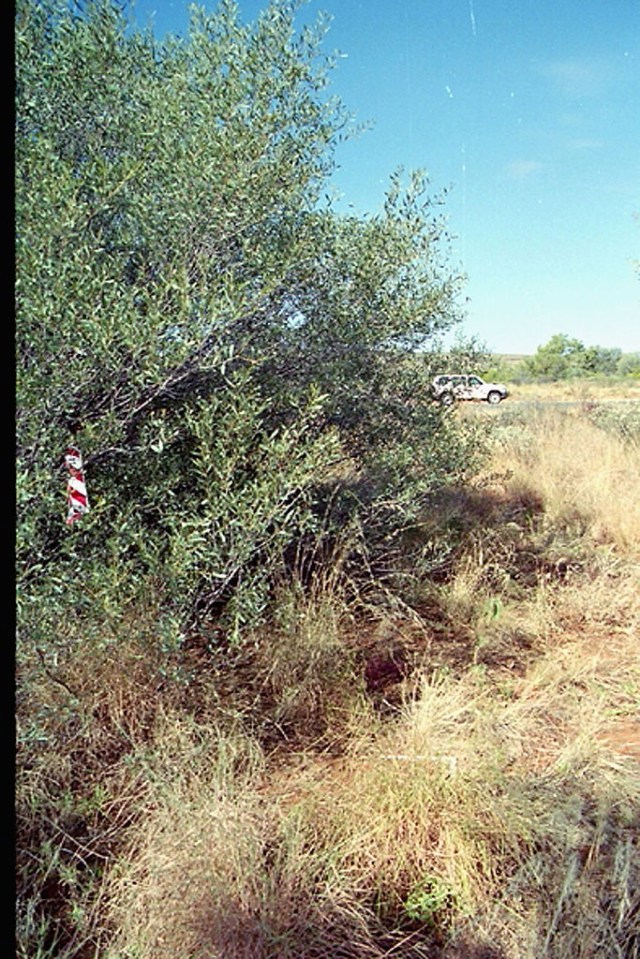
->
[439, 391, 454, 406]
[487, 391, 502, 405]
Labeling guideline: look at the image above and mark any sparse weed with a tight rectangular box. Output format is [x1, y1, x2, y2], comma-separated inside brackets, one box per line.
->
[587, 400, 640, 444]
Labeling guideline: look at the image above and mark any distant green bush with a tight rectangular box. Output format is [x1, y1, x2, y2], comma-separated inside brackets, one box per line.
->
[521, 334, 635, 382]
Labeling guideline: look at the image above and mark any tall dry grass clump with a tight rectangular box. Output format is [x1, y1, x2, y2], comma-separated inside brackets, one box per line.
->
[102, 718, 391, 959]
[492, 408, 640, 551]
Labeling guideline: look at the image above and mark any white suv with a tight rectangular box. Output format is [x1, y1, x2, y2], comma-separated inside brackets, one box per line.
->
[431, 374, 508, 406]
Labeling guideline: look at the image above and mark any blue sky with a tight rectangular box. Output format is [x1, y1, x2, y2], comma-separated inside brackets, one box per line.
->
[130, 0, 640, 355]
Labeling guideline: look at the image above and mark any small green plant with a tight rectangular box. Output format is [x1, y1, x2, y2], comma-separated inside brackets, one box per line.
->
[404, 875, 461, 929]
[473, 595, 503, 663]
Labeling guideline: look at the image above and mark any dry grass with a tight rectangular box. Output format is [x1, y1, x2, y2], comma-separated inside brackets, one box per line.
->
[251, 580, 367, 743]
[100, 622, 639, 958]
[489, 408, 640, 552]
[102, 719, 394, 959]
[506, 379, 640, 403]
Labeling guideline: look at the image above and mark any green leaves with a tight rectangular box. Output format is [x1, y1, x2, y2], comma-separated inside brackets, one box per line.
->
[162, 379, 338, 632]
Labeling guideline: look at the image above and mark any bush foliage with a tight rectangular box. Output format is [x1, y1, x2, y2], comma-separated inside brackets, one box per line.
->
[15, 4, 487, 952]
[16, 0, 479, 650]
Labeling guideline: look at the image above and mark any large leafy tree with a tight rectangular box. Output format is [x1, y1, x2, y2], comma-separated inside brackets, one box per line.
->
[16, 0, 468, 643]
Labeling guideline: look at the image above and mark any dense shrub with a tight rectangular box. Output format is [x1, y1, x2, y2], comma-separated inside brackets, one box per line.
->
[16, 0, 477, 651]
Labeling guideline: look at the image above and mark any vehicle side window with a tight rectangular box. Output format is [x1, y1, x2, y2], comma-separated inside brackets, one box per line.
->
[468, 376, 481, 386]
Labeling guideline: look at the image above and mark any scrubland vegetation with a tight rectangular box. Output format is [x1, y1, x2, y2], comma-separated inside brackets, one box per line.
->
[15, 2, 639, 957]
[17, 398, 640, 959]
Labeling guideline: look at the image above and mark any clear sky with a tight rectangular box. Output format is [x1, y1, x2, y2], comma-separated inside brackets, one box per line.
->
[130, 0, 640, 355]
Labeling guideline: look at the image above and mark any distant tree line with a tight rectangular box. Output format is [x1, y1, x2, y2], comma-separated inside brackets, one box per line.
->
[485, 334, 640, 383]
[524, 334, 635, 380]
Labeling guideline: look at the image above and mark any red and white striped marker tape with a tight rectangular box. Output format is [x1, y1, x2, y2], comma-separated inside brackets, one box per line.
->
[64, 446, 89, 525]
